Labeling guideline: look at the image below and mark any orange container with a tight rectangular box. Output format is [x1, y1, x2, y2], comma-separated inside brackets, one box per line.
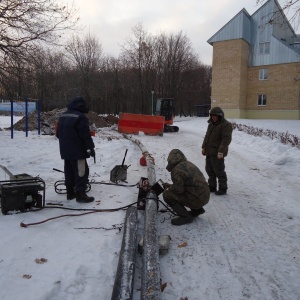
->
[118, 113, 164, 135]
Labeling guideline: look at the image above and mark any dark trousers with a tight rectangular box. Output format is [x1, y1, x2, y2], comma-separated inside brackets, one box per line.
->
[64, 159, 89, 192]
[205, 155, 228, 190]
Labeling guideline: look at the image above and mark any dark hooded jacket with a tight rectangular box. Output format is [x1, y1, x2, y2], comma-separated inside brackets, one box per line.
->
[165, 149, 209, 207]
[201, 107, 232, 156]
[56, 96, 95, 160]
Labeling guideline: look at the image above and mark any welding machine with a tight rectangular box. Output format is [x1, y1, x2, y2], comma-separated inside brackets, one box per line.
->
[137, 177, 164, 210]
[0, 166, 45, 215]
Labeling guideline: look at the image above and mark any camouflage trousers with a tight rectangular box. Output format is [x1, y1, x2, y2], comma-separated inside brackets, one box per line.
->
[205, 155, 228, 190]
[163, 189, 206, 210]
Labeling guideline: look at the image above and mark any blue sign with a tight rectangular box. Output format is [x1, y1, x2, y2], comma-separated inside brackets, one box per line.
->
[0, 100, 36, 113]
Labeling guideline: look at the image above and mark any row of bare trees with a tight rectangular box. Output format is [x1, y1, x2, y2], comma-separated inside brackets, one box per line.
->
[1, 28, 211, 116]
[0, 1, 211, 116]
[0, 0, 78, 107]
[2, 1, 300, 116]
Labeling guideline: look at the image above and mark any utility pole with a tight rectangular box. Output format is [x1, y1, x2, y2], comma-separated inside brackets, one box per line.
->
[151, 91, 154, 115]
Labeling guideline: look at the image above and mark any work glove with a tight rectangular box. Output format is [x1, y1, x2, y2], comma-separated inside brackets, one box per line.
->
[87, 149, 95, 158]
[217, 152, 223, 160]
[162, 182, 171, 189]
[202, 148, 206, 156]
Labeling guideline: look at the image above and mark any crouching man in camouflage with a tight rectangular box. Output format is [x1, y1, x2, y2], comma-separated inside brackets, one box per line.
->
[162, 149, 210, 226]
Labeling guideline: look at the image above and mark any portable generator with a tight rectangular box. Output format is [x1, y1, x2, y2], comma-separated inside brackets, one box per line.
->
[0, 165, 45, 215]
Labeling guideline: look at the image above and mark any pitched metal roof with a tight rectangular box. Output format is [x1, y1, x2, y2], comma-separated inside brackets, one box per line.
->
[207, 0, 300, 65]
[207, 9, 251, 45]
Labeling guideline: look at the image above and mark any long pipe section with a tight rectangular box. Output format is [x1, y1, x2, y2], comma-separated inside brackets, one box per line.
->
[123, 134, 162, 300]
[142, 190, 161, 300]
[111, 206, 138, 300]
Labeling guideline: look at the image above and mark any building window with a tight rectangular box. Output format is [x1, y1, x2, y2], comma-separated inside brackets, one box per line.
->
[258, 94, 267, 106]
[259, 69, 268, 80]
[259, 42, 270, 54]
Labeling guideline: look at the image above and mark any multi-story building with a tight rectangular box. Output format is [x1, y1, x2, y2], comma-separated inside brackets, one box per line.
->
[207, 0, 300, 119]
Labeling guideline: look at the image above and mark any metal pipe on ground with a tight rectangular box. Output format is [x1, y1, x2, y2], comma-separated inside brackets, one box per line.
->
[122, 134, 156, 185]
[111, 206, 138, 300]
[141, 190, 161, 300]
[123, 134, 162, 300]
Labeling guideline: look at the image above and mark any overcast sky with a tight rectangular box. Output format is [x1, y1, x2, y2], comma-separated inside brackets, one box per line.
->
[69, 0, 262, 65]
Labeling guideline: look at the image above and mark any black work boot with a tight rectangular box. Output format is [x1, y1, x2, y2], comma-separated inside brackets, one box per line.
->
[190, 207, 205, 217]
[76, 191, 94, 203]
[66, 187, 76, 200]
[215, 189, 227, 195]
[170, 203, 194, 226]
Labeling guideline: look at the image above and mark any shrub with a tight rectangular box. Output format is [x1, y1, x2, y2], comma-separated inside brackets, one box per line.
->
[232, 122, 299, 148]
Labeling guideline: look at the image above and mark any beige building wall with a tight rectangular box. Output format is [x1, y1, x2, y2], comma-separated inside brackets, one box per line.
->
[247, 63, 300, 109]
[211, 39, 300, 120]
[224, 109, 300, 119]
[211, 39, 249, 115]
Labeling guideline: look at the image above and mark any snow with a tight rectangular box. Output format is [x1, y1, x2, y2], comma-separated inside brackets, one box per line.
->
[0, 115, 300, 300]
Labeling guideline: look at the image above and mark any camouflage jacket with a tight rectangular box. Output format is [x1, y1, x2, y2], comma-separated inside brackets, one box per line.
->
[202, 107, 232, 157]
[166, 149, 209, 206]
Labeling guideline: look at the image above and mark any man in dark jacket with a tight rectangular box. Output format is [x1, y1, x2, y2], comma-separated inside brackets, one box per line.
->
[162, 149, 210, 226]
[56, 96, 95, 203]
[202, 107, 232, 195]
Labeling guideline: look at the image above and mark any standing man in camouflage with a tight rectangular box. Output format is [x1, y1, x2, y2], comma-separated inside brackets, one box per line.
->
[202, 107, 233, 195]
[162, 149, 210, 226]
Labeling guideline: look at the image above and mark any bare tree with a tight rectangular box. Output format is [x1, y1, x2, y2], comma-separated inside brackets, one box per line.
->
[0, 47, 73, 109]
[120, 23, 156, 114]
[119, 23, 211, 115]
[0, 10, 212, 117]
[28, 49, 73, 110]
[0, 0, 78, 55]
[98, 55, 126, 115]
[65, 34, 103, 109]
[153, 31, 207, 115]
[0, 0, 79, 98]
[256, 0, 300, 29]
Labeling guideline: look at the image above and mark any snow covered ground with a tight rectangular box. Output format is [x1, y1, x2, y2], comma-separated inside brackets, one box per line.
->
[0, 115, 300, 300]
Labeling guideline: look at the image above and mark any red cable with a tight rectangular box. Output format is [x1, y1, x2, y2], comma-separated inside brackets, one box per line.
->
[20, 211, 96, 227]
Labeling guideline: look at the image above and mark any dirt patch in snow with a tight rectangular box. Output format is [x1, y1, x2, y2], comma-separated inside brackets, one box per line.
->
[3, 109, 119, 135]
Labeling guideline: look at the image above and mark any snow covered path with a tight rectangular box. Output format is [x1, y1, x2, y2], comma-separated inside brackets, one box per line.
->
[134, 118, 300, 300]
[0, 116, 299, 300]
